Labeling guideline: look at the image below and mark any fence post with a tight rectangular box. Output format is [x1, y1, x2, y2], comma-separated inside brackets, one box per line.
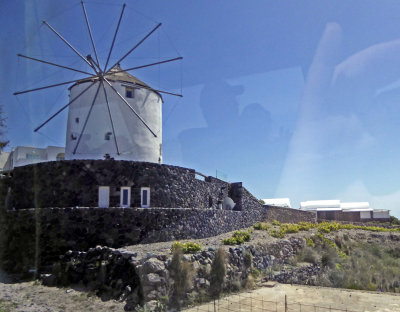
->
[239, 293, 241, 311]
[276, 300, 278, 312]
[285, 295, 288, 312]
[214, 299, 216, 312]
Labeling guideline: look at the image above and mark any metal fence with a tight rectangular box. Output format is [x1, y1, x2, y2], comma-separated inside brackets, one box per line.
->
[184, 292, 365, 312]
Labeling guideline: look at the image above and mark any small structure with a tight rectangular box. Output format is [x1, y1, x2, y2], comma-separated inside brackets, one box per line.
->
[2, 146, 65, 171]
[300, 200, 390, 222]
[262, 198, 291, 208]
[0, 151, 10, 173]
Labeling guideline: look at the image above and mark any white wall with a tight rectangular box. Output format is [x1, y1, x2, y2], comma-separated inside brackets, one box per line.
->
[66, 80, 162, 163]
[373, 210, 390, 219]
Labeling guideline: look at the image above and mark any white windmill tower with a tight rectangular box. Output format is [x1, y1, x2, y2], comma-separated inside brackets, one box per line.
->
[14, 2, 182, 164]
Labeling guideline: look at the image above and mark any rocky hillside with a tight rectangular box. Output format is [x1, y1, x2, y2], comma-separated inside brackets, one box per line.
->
[44, 221, 400, 311]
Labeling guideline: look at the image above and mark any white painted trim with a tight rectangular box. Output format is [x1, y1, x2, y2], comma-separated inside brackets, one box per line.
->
[141, 187, 150, 208]
[98, 186, 110, 208]
[120, 186, 131, 208]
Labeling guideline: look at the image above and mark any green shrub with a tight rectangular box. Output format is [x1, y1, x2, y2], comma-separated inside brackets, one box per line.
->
[390, 216, 400, 225]
[250, 267, 261, 278]
[281, 223, 300, 233]
[253, 222, 270, 230]
[298, 222, 316, 231]
[222, 230, 251, 245]
[209, 247, 226, 299]
[269, 229, 285, 238]
[169, 247, 194, 309]
[222, 237, 238, 245]
[306, 237, 315, 247]
[271, 220, 281, 226]
[171, 241, 201, 254]
[297, 246, 318, 264]
[243, 250, 252, 268]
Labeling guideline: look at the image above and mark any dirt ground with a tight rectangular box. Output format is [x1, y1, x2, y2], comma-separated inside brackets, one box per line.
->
[0, 279, 126, 312]
[184, 283, 400, 312]
[1, 281, 399, 312]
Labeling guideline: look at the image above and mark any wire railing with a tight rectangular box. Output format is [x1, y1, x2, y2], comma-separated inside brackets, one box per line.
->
[184, 292, 366, 312]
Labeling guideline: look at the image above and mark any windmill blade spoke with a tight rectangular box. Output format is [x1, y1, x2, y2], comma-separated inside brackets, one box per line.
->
[43, 20, 95, 71]
[112, 56, 183, 74]
[104, 3, 126, 72]
[34, 81, 97, 132]
[18, 54, 93, 75]
[81, 0, 100, 68]
[131, 84, 183, 98]
[103, 77, 157, 137]
[107, 23, 162, 72]
[153, 89, 183, 97]
[101, 80, 120, 155]
[14, 76, 97, 95]
[73, 82, 102, 154]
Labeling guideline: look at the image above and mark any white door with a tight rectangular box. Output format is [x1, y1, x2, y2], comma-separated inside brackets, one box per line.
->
[120, 187, 131, 208]
[98, 186, 110, 208]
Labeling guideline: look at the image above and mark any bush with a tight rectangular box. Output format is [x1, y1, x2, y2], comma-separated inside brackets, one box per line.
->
[253, 222, 270, 231]
[297, 246, 318, 264]
[222, 230, 251, 245]
[209, 247, 226, 299]
[243, 250, 252, 269]
[171, 241, 201, 254]
[281, 223, 300, 233]
[169, 246, 194, 308]
[272, 220, 281, 226]
[306, 237, 315, 247]
[250, 267, 261, 278]
[390, 216, 400, 225]
[269, 229, 285, 238]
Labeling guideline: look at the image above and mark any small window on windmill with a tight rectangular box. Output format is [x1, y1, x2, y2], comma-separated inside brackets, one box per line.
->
[125, 87, 135, 99]
[104, 132, 112, 140]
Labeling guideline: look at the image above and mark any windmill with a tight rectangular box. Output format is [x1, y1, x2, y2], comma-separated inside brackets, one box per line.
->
[14, 1, 182, 164]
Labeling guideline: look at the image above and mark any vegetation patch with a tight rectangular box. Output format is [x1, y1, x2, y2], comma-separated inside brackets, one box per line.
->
[171, 241, 201, 254]
[253, 220, 400, 239]
[222, 230, 251, 245]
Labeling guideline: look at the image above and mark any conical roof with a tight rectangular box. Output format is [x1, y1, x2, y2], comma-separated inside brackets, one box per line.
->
[104, 65, 152, 88]
[69, 65, 155, 92]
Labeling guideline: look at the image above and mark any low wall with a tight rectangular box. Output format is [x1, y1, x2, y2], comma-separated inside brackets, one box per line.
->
[1, 160, 248, 210]
[46, 237, 307, 310]
[0, 206, 267, 273]
[264, 206, 317, 223]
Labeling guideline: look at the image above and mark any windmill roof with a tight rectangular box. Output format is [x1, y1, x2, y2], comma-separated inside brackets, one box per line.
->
[69, 65, 159, 96]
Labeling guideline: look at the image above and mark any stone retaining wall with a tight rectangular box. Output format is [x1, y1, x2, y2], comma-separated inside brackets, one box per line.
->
[46, 237, 309, 310]
[0, 206, 266, 273]
[264, 205, 317, 223]
[1, 160, 254, 211]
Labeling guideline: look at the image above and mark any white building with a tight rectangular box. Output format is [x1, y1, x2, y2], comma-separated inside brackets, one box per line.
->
[66, 66, 163, 163]
[2, 146, 65, 171]
[0, 151, 10, 173]
[300, 200, 341, 211]
[300, 199, 390, 221]
[262, 198, 291, 208]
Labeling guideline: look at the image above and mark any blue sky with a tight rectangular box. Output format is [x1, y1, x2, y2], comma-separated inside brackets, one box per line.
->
[1, 0, 400, 217]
